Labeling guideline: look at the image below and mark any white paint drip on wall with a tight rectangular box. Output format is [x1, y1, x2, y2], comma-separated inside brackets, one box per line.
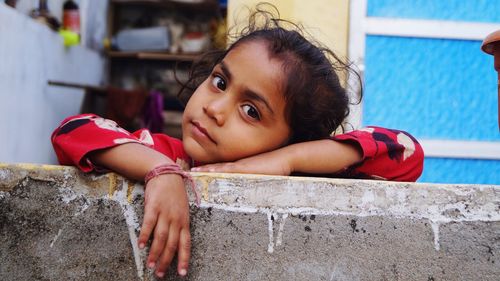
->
[267, 212, 275, 254]
[111, 182, 144, 281]
[50, 229, 63, 248]
[122, 205, 144, 280]
[430, 221, 441, 251]
[276, 213, 288, 247]
[201, 202, 293, 253]
[267, 211, 289, 253]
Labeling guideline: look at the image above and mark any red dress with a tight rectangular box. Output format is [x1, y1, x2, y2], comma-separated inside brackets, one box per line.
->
[52, 114, 424, 181]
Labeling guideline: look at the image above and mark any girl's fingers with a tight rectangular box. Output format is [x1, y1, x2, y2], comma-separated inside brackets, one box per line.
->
[190, 164, 216, 172]
[191, 163, 236, 172]
[138, 206, 159, 249]
[147, 221, 169, 270]
[155, 225, 181, 278]
[177, 228, 191, 276]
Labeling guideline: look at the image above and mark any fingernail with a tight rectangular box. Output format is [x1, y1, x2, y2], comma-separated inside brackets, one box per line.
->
[139, 242, 145, 249]
[179, 268, 187, 276]
[157, 272, 165, 278]
[148, 262, 155, 269]
[191, 167, 198, 171]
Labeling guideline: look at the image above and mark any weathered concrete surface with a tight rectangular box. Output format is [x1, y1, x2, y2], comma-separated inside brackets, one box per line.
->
[0, 163, 499, 281]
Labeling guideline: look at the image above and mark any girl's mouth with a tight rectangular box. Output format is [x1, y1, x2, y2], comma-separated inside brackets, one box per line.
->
[191, 121, 216, 144]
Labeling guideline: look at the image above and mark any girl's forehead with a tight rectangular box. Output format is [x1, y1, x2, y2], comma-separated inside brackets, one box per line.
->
[226, 40, 274, 61]
[226, 41, 285, 74]
[227, 42, 284, 84]
[221, 40, 288, 113]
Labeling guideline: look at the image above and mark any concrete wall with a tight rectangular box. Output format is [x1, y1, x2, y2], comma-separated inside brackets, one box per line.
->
[0, 2, 107, 164]
[1, 163, 498, 280]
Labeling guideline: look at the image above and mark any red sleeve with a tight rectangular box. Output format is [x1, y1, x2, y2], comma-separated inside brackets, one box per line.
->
[51, 114, 190, 172]
[331, 126, 424, 182]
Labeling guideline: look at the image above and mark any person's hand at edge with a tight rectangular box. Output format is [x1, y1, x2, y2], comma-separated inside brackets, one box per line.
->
[138, 174, 191, 278]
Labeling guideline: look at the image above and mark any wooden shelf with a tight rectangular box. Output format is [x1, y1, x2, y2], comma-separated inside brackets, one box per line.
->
[110, 0, 219, 11]
[111, 0, 213, 4]
[107, 51, 201, 62]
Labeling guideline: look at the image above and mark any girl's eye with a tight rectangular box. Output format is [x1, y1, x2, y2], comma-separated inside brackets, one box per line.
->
[211, 75, 226, 91]
[242, 104, 260, 120]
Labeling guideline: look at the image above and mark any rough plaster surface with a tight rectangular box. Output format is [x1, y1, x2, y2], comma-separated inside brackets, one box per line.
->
[0, 163, 499, 281]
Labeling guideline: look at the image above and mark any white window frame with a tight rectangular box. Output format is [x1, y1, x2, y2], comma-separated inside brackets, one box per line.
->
[348, 0, 500, 160]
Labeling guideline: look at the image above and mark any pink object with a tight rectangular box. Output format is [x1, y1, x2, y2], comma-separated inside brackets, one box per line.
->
[144, 163, 200, 206]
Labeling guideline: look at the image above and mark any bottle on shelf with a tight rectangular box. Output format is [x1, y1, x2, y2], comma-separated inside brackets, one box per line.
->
[105, 27, 171, 52]
[30, 0, 60, 31]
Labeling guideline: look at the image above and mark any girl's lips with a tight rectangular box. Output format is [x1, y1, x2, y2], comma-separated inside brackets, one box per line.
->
[191, 121, 216, 143]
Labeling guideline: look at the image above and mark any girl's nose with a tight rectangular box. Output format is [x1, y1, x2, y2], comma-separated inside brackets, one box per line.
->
[203, 97, 228, 126]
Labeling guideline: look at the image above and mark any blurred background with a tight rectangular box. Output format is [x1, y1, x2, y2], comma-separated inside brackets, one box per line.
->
[0, 0, 499, 184]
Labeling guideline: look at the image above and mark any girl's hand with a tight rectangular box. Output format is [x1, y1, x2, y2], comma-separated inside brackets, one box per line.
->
[192, 148, 293, 176]
[138, 174, 191, 278]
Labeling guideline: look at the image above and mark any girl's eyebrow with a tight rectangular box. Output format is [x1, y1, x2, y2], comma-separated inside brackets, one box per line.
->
[220, 61, 232, 81]
[220, 61, 275, 116]
[242, 88, 275, 116]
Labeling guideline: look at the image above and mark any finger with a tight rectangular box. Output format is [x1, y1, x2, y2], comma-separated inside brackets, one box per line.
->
[147, 222, 169, 270]
[190, 164, 217, 172]
[138, 205, 159, 249]
[192, 163, 235, 173]
[155, 225, 180, 278]
[177, 228, 191, 277]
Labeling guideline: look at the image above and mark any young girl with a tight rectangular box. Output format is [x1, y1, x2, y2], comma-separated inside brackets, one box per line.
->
[52, 9, 423, 278]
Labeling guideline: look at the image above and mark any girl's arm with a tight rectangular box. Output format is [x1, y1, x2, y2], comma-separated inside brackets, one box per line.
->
[51, 114, 188, 172]
[192, 139, 361, 175]
[193, 126, 424, 182]
[52, 114, 191, 277]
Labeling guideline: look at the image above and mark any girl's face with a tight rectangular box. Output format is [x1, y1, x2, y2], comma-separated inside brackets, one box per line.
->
[182, 40, 291, 164]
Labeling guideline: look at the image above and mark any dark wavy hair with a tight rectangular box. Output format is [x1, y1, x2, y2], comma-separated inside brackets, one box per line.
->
[177, 4, 361, 144]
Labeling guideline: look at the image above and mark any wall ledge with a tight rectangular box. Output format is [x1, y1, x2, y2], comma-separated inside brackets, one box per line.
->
[1, 163, 499, 280]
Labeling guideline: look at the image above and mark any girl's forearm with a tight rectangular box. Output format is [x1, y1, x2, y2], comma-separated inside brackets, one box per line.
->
[89, 143, 174, 181]
[287, 139, 363, 174]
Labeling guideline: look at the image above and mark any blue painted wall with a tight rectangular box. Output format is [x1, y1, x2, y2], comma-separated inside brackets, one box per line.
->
[367, 0, 500, 23]
[363, 1, 500, 185]
[420, 158, 500, 185]
[364, 36, 499, 141]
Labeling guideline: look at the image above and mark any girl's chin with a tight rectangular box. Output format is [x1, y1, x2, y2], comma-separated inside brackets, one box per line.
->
[183, 139, 217, 164]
